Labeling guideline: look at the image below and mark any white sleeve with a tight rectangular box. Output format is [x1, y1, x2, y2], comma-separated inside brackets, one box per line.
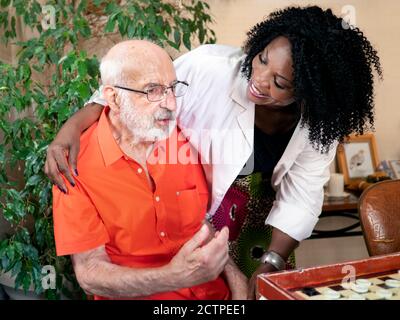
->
[265, 141, 338, 241]
[84, 85, 107, 106]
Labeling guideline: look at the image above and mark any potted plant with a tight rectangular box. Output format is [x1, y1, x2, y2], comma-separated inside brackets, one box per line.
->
[0, 0, 216, 299]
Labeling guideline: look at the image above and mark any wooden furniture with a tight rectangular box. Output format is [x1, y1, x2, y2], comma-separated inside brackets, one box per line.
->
[358, 180, 400, 256]
[257, 252, 400, 300]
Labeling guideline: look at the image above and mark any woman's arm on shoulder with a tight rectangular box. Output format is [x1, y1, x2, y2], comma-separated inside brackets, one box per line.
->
[44, 102, 104, 193]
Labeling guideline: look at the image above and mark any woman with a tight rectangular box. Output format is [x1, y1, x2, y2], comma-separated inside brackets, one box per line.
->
[45, 6, 382, 298]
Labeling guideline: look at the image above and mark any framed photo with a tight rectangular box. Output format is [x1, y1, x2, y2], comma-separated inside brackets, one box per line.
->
[337, 134, 379, 184]
[389, 160, 400, 179]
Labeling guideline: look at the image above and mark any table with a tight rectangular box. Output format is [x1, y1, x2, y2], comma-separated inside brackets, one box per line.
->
[257, 252, 400, 300]
[310, 192, 362, 239]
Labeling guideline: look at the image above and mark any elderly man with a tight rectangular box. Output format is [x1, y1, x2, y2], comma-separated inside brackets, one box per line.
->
[52, 40, 247, 300]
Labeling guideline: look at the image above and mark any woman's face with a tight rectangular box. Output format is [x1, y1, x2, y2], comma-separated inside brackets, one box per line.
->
[247, 36, 295, 108]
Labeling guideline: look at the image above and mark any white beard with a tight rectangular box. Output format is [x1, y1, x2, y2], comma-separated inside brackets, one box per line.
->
[119, 96, 176, 143]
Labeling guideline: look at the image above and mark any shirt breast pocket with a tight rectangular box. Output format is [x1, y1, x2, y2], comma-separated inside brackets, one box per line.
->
[177, 187, 205, 232]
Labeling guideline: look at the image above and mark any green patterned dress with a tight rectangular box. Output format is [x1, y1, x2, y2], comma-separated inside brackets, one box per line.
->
[211, 126, 296, 278]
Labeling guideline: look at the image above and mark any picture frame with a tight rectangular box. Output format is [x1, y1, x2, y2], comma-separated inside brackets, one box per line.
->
[336, 134, 379, 184]
[389, 160, 400, 179]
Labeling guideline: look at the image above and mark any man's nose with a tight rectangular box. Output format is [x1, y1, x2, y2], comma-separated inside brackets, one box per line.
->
[160, 90, 177, 111]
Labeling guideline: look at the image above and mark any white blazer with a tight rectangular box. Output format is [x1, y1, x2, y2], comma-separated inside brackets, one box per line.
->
[88, 44, 338, 242]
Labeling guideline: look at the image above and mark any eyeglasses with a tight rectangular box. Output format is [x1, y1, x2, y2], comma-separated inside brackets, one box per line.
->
[114, 80, 189, 102]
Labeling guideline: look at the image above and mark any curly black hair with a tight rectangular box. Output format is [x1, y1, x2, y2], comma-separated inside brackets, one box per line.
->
[241, 6, 382, 152]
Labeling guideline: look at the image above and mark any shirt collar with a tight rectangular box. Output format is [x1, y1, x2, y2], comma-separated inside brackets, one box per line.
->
[97, 107, 125, 167]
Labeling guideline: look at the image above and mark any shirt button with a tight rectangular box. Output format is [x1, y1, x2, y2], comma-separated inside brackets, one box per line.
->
[160, 231, 166, 237]
[137, 168, 143, 174]
[176, 191, 180, 196]
[155, 196, 160, 202]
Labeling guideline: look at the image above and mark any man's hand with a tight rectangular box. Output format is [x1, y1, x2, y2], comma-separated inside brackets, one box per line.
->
[203, 221, 249, 299]
[224, 259, 249, 300]
[247, 263, 277, 300]
[168, 224, 230, 288]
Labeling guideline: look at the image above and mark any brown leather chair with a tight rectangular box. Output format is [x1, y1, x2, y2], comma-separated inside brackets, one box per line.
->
[358, 180, 400, 256]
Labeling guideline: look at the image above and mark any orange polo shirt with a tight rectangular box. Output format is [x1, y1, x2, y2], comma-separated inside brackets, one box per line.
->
[52, 107, 230, 300]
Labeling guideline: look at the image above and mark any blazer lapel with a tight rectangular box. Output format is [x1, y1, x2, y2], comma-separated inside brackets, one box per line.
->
[230, 74, 255, 150]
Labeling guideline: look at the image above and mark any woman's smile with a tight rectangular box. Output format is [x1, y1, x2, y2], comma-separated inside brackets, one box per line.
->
[248, 79, 277, 104]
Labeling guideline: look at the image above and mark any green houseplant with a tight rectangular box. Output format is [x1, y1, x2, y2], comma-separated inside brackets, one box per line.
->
[0, 0, 216, 299]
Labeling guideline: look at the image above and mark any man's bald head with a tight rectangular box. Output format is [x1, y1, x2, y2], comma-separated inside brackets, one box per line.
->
[100, 40, 173, 86]
[100, 40, 178, 144]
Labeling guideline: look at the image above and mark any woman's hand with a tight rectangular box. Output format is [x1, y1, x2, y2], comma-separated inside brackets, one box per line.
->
[44, 103, 104, 192]
[45, 122, 81, 193]
[247, 228, 298, 299]
[247, 263, 276, 300]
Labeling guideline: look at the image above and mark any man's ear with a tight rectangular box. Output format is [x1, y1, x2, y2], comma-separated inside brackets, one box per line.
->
[103, 85, 120, 113]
